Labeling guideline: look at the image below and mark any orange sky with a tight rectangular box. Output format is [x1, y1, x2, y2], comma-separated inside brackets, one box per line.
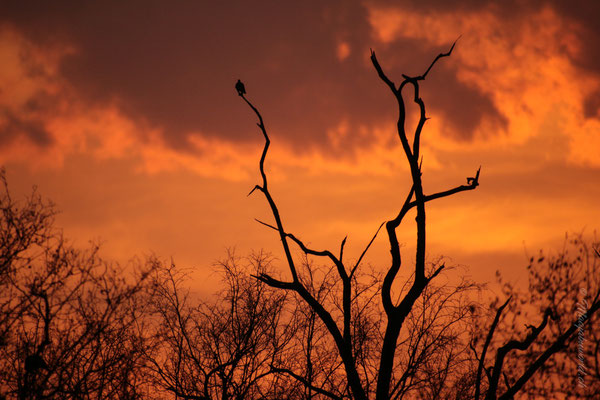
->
[1, 1, 599, 293]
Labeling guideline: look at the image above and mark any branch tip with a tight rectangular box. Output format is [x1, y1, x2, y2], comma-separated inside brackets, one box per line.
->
[448, 35, 462, 55]
[254, 218, 278, 231]
[247, 185, 261, 196]
[340, 235, 348, 262]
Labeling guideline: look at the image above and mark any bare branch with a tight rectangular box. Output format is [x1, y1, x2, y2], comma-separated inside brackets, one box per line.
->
[499, 298, 600, 399]
[370, 50, 412, 162]
[247, 185, 262, 197]
[254, 218, 277, 231]
[476, 296, 511, 400]
[239, 93, 299, 283]
[467, 166, 481, 187]
[414, 168, 482, 206]
[350, 222, 385, 278]
[254, 218, 346, 279]
[487, 307, 554, 400]
[340, 236, 347, 263]
[240, 95, 269, 189]
[270, 366, 342, 400]
[252, 273, 296, 291]
[427, 264, 445, 283]
[381, 185, 414, 314]
[370, 49, 398, 94]
[402, 36, 460, 81]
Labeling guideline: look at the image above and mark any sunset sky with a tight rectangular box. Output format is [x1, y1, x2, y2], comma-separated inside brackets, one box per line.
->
[1, 1, 599, 293]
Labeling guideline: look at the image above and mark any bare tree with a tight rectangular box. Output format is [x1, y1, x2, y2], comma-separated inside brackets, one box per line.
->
[0, 169, 54, 348]
[3, 39, 597, 400]
[0, 171, 156, 400]
[235, 41, 483, 400]
[471, 234, 600, 399]
[145, 251, 300, 400]
[235, 42, 600, 400]
[270, 259, 384, 400]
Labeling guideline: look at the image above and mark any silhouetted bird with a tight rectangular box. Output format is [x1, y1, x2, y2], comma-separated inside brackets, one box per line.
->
[466, 166, 481, 187]
[235, 79, 246, 96]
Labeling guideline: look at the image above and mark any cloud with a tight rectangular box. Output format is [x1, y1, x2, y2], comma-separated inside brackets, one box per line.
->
[0, 0, 599, 176]
[336, 41, 351, 61]
[0, 1, 511, 156]
[366, 2, 600, 166]
[0, 23, 418, 180]
[0, 111, 52, 147]
[0, 1, 380, 148]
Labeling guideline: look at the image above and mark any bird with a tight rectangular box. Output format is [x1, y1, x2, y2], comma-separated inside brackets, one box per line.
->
[235, 79, 246, 96]
[466, 166, 481, 187]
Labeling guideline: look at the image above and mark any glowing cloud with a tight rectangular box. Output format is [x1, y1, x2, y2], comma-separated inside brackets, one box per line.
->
[367, 4, 600, 166]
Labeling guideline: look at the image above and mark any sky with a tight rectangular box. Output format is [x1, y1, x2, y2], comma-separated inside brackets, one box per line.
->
[1, 0, 599, 293]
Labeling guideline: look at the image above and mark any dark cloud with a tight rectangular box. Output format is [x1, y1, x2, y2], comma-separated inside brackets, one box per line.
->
[584, 91, 600, 120]
[2, 0, 385, 152]
[426, 65, 508, 141]
[0, 81, 60, 147]
[546, 2, 600, 72]
[364, 37, 508, 141]
[1, 0, 596, 155]
[0, 109, 53, 147]
[370, 0, 600, 122]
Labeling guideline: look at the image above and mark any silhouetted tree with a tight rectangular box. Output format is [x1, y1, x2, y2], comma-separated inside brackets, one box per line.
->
[144, 251, 302, 400]
[0, 171, 156, 400]
[236, 43, 600, 400]
[2, 39, 598, 400]
[270, 259, 382, 399]
[0, 169, 54, 364]
[471, 234, 600, 399]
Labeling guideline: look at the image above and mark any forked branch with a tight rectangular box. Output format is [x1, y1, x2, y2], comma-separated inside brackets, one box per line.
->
[239, 39, 478, 400]
[498, 295, 600, 400]
[371, 39, 473, 400]
[486, 307, 554, 400]
[475, 296, 511, 400]
[238, 88, 368, 400]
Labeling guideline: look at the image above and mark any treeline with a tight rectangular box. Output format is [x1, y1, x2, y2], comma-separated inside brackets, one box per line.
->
[0, 172, 598, 399]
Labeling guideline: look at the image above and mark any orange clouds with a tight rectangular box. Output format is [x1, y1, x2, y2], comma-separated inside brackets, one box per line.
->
[0, 27, 256, 180]
[336, 41, 351, 61]
[0, 25, 69, 166]
[0, 2, 598, 292]
[0, 25, 414, 181]
[0, 25, 136, 168]
[367, 4, 600, 166]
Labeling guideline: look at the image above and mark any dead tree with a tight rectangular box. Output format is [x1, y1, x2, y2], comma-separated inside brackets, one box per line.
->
[237, 42, 482, 400]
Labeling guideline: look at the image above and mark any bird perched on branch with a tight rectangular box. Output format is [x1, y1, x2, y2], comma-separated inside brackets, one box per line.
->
[235, 79, 246, 96]
[467, 166, 481, 187]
